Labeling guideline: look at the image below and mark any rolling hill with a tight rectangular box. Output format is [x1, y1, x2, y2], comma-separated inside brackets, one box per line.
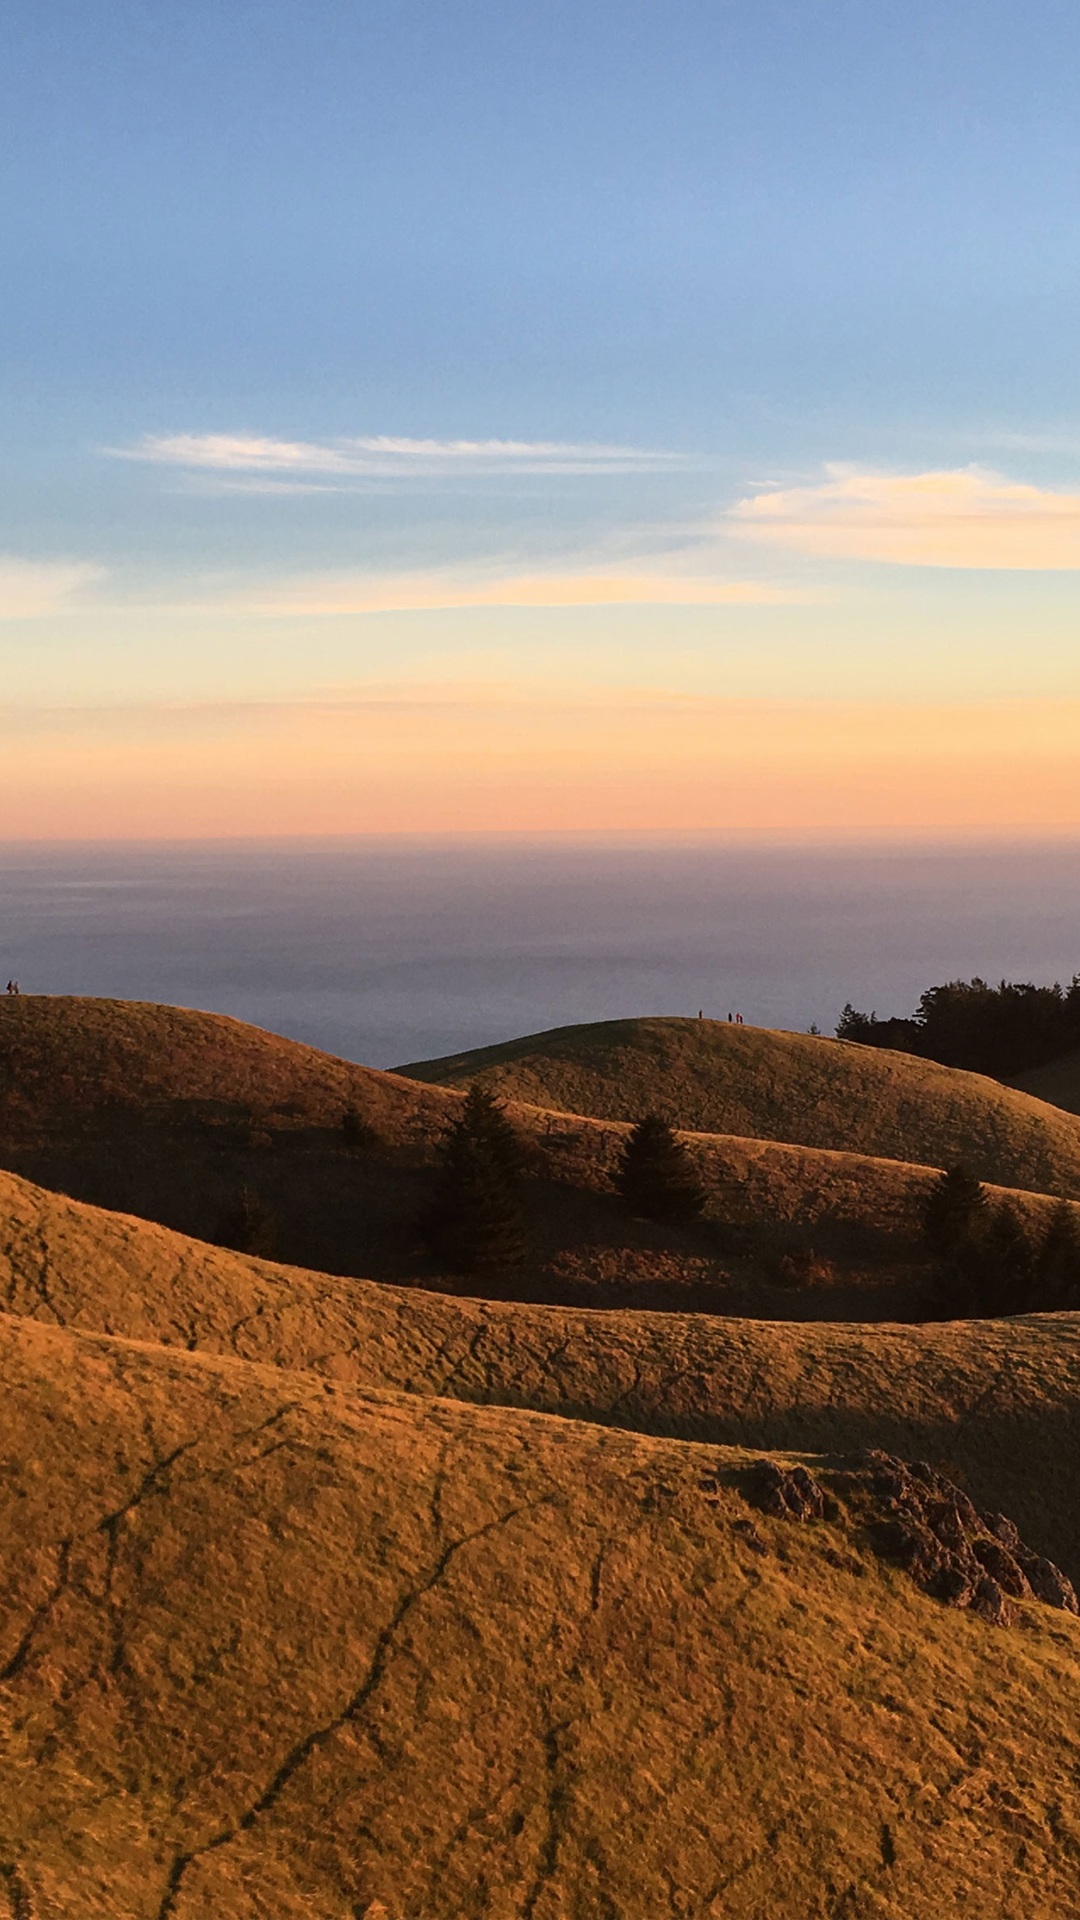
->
[400, 1014, 1080, 1196]
[4, 1163, 1080, 1578]
[5, 1310, 1080, 1918]
[0, 994, 1075, 1319]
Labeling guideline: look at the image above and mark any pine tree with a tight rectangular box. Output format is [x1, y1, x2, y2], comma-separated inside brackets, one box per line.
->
[1035, 1200, 1080, 1310]
[972, 1201, 1038, 1314]
[615, 1113, 707, 1223]
[923, 1164, 987, 1256]
[213, 1184, 277, 1259]
[421, 1085, 525, 1274]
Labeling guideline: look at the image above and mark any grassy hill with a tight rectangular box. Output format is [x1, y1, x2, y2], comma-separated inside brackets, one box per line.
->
[5, 1310, 1080, 1918]
[399, 1014, 1080, 1196]
[0, 994, 1015, 1317]
[0, 992, 456, 1141]
[5, 1163, 1080, 1578]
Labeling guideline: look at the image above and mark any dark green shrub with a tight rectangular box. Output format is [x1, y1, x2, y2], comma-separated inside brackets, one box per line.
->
[615, 1113, 706, 1224]
[923, 1164, 987, 1256]
[212, 1185, 277, 1259]
[341, 1105, 380, 1152]
[421, 1085, 525, 1274]
[1035, 1201, 1080, 1310]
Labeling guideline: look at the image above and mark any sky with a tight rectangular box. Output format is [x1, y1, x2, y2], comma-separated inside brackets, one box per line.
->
[4, 0, 1080, 837]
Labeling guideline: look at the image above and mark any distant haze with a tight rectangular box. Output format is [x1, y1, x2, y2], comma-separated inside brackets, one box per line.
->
[3, 835, 1080, 1069]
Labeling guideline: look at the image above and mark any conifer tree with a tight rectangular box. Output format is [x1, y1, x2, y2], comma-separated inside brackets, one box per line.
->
[615, 1113, 707, 1223]
[922, 1164, 987, 1256]
[1035, 1200, 1080, 1310]
[213, 1184, 277, 1259]
[421, 1085, 525, 1274]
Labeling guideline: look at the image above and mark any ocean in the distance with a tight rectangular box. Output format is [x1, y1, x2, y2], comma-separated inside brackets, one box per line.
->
[3, 835, 1080, 1069]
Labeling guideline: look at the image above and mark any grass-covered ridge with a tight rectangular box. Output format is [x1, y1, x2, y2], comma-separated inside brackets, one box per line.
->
[400, 1014, 1080, 1195]
[5, 1163, 1080, 1578]
[5, 1311, 1080, 1918]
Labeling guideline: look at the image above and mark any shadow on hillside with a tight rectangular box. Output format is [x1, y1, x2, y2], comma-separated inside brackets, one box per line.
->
[0, 1105, 929, 1322]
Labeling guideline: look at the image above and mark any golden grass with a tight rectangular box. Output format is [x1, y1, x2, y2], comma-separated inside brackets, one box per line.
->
[400, 1015, 1080, 1196]
[4, 1164, 1080, 1579]
[4, 1312, 1080, 1918]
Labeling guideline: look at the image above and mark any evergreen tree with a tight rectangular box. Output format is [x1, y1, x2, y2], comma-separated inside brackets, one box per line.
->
[974, 1201, 1038, 1313]
[421, 1085, 525, 1274]
[616, 1113, 707, 1223]
[213, 1184, 277, 1259]
[923, 1164, 987, 1256]
[1035, 1200, 1080, 1310]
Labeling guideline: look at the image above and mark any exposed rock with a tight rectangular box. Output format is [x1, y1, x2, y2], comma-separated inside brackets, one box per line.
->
[1015, 1549, 1079, 1614]
[973, 1538, 1032, 1599]
[970, 1575, 1017, 1627]
[750, 1460, 825, 1521]
[747, 1445, 1077, 1627]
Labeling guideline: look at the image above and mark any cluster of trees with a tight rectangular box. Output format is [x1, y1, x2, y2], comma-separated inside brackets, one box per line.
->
[421, 1088, 706, 1275]
[837, 974, 1080, 1079]
[923, 1164, 1080, 1317]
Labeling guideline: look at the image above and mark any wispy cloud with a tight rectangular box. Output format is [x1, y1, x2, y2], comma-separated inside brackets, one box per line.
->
[108, 431, 684, 481]
[230, 568, 811, 616]
[0, 557, 105, 619]
[729, 465, 1080, 568]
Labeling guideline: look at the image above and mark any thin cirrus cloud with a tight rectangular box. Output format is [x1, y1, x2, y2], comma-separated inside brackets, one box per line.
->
[108, 432, 685, 482]
[730, 466, 1080, 569]
[0, 557, 106, 619]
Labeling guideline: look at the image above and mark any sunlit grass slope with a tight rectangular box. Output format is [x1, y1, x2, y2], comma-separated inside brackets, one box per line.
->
[5, 1312, 1080, 1919]
[5, 1164, 1080, 1576]
[400, 1014, 1080, 1195]
[0, 993, 456, 1142]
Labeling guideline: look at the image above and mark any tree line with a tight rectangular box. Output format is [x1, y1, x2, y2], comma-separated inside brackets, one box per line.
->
[923, 1163, 1080, 1316]
[421, 1086, 705, 1275]
[836, 974, 1080, 1079]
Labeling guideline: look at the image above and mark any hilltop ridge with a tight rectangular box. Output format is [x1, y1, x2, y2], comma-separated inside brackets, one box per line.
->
[400, 1013, 1080, 1196]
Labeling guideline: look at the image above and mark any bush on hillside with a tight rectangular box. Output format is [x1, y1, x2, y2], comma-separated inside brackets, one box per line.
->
[421, 1085, 526, 1274]
[923, 1180, 1080, 1319]
[1035, 1200, 1080, 1310]
[212, 1185, 277, 1259]
[341, 1105, 381, 1152]
[922, 1164, 988, 1256]
[615, 1113, 707, 1224]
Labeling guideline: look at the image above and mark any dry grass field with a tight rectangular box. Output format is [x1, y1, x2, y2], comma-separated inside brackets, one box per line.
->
[401, 1014, 1080, 1195]
[5, 1311, 1080, 1919]
[4, 1164, 1080, 1577]
[0, 996, 1075, 1319]
[6, 996, 1080, 1913]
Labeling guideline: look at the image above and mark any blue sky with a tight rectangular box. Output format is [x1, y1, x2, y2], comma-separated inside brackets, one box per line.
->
[4, 1, 1080, 832]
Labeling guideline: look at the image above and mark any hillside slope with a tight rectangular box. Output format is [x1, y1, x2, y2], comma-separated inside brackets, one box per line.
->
[4, 1313, 1080, 1918]
[0, 992, 456, 1141]
[0, 994, 1038, 1305]
[4, 1164, 1080, 1576]
[400, 1014, 1080, 1195]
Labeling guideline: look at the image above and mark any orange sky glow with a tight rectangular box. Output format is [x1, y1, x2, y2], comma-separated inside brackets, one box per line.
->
[4, 688, 1079, 840]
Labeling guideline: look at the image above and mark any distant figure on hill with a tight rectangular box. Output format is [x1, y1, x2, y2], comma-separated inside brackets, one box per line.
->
[728, 1012, 733, 1022]
[736, 1012, 743, 1024]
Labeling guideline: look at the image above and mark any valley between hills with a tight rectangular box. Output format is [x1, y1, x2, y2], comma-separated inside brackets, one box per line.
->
[5, 995, 1080, 1916]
